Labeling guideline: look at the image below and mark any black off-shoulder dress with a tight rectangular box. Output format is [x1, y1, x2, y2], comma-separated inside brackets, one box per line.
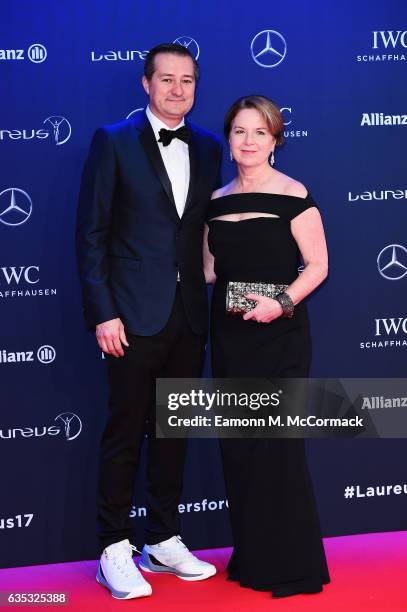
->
[207, 193, 330, 597]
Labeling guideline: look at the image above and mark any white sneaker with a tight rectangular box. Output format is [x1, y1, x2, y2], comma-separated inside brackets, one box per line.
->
[96, 539, 152, 599]
[139, 535, 216, 581]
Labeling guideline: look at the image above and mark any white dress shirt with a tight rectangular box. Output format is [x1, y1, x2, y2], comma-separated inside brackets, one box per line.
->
[146, 105, 190, 219]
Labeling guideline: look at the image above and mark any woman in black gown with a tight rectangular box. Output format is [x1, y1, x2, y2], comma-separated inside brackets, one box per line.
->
[203, 96, 330, 597]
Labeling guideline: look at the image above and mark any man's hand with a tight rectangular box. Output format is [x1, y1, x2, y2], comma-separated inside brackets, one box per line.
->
[96, 318, 129, 357]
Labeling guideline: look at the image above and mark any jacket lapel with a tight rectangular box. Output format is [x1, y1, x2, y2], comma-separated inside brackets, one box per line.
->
[135, 112, 201, 218]
[137, 112, 177, 212]
[184, 122, 199, 215]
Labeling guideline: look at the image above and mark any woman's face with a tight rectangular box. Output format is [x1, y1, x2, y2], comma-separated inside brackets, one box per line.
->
[229, 108, 276, 168]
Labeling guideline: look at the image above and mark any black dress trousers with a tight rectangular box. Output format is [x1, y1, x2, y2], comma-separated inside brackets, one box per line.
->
[97, 286, 206, 551]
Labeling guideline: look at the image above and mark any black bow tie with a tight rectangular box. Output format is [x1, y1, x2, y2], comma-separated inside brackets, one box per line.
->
[158, 125, 191, 147]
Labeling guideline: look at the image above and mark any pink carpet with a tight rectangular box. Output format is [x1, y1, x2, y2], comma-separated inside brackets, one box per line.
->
[0, 532, 406, 611]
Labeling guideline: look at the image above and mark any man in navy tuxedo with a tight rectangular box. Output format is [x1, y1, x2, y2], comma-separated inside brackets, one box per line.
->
[76, 43, 222, 600]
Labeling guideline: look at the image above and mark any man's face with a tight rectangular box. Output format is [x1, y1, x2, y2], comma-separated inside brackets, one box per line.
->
[142, 53, 196, 126]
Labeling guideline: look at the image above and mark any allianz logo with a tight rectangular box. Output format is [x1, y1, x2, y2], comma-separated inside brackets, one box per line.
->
[91, 49, 148, 62]
[373, 31, 407, 49]
[361, 396, 407, 409]
[0, 345, 56, 365]
[348, 189, 407, 202]
[0, 44, 47, 63]
[375, 318, 407, 336]
[0, 49, 26, 60]
[361, 113, 407, 126]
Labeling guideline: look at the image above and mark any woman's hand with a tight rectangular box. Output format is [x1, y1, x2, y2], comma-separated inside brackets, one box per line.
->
[242, 294, 283, 323]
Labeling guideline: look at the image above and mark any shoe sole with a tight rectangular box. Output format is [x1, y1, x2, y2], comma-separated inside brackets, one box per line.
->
[96, 566, 152, 599]
[139, 560, 216, 582]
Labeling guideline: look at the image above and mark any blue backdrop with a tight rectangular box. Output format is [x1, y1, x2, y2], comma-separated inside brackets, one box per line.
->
[1, 0, 407, 568]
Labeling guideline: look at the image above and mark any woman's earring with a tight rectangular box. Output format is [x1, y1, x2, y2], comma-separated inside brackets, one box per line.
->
[269, 151, 275, 166]
[230, 148, 234, 161]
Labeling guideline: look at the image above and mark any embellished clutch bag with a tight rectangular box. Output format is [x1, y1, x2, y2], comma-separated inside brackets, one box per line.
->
[226, 281, 289, 314]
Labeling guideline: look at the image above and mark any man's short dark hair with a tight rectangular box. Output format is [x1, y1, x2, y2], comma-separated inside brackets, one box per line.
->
[144, 43, 199, 81]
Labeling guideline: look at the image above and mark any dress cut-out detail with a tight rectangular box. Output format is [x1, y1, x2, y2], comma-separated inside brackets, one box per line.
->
[211, 213, 280, 222]
[207, 192, 318, 224]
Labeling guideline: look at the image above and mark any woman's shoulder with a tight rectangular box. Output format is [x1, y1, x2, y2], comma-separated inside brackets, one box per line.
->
[272, 171, 308, 199]
[211, 180, 236, 200]
[270, 172, 319, 220]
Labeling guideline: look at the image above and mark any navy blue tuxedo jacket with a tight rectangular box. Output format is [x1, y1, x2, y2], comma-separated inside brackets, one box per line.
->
[76, 111, 222, 336]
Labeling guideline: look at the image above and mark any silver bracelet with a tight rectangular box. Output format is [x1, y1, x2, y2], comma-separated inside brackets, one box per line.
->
[275, 291, 294, 319]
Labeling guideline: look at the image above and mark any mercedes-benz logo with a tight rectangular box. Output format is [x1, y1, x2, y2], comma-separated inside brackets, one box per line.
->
[0, 188, 33, 226]
[173, 36, 200, 60]
[126, 108, 144, 120]
[43, 116, 72, 145]
[377, 244, 407, 280]
[55, 412, 82, 441]
[250, 30, 287, 68]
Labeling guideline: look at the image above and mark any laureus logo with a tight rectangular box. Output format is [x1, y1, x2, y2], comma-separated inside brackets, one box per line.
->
[0, 413, 83, 441]
[348, 189, 407, 203]
[54, 413, 83, 441]
[0, 116, 72, 145]
[126, 108, 144, 120]
[90, 49, 148, 62]
[173, 36, 200, 60]
[43, 116, 72, 145]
